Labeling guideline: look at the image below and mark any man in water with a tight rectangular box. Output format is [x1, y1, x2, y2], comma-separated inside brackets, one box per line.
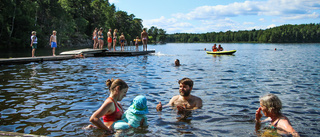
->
[156, 78, 203, 114]
[141, 28, 148, 51]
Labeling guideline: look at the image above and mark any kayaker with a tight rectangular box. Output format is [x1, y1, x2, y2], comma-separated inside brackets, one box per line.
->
[212, 44, 218, 52]
[218, 44, 223, 51]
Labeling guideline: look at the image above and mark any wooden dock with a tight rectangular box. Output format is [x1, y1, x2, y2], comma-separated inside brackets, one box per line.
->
[0, 48, 155, 65]
[60, 48, 155, 56]
[0, 131, 47, 136]
[0, 55, 75, 65]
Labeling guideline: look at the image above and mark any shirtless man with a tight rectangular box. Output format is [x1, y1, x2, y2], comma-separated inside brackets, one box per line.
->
[141, 28, 148, 51]
[156, 78, 203, 114]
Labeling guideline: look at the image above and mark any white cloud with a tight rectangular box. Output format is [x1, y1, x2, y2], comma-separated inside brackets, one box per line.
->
[144, 0, 320, 33]
[109, 0, 119, 4]
[243, 22, 255, 25]
[267, 24, 276, 29]
[172, 0, 320, 20]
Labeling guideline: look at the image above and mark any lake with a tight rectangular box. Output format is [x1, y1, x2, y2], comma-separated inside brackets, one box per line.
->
[0, 43, 319, 136]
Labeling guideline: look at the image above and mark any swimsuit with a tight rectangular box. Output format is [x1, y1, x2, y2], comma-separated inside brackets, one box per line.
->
[31, 35, 37, 49]
[103, 97, 123, 122]
[108, 37, 112, 43]
[51, 42, 57, 48]
[99, 33, 103, 40]
[120, 40, 125, 43]
[270, 118, 284, 129]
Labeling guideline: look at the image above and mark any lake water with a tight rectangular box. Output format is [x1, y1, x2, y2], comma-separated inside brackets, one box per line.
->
[0, 43, 319, 136]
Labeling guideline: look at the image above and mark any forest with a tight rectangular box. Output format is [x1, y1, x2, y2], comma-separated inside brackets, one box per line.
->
[166, 23, 320, 43]
[0, 0, 166, 49]
[1, 0, 319, 49]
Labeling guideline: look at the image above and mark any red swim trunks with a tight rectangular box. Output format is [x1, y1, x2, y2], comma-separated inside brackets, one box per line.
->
[108, 37, 112, 43]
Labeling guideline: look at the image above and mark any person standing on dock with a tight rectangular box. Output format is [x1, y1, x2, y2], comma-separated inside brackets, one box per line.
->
[49, 30, 57, 56]
[119, 33, 126, 51]
[30, 31, 37, 57]
[92, 28, 98, 49]
[141, 28, 148, 51]
[107, 29, 112, 51]
[113, 29, 118, 51]
[134, 36, 140, 51]
[98, 27, 104, 49]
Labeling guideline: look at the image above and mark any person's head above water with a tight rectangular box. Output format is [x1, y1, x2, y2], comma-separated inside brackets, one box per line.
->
[175, 59, 180, 66]
[260, 94, 282, 115]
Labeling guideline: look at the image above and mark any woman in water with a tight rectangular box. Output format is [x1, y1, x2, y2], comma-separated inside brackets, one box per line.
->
[255, 94, 299, 137]
[87, 79, 128, 134]
[98, 28, 104, 49]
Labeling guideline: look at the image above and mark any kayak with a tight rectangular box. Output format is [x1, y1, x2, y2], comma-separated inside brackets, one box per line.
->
[206, 50, 236, 55]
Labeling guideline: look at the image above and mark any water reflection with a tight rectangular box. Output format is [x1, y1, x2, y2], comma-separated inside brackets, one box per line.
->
[0, 43, 319, 136]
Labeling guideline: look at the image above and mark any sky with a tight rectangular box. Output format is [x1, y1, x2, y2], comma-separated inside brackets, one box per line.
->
[109, 0, 320, 34]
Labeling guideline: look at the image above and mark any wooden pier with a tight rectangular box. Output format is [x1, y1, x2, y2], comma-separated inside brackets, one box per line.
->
[0, 48, 155, 65]
[60, 48, 155, 56]
[0, 55, 75, 65]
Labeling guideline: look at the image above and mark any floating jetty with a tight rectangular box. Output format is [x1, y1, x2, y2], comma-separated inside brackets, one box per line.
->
[0, 48, 155, 65]
[60, 48, 155, 56]
[0, 55, 75, 65]
[0, 131, 47, 137]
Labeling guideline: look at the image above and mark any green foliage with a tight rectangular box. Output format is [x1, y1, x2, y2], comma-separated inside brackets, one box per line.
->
[0, 0, 146, 49]
[167, 23, 320, 43]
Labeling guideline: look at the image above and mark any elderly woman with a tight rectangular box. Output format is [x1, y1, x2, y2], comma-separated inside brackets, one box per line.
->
[87, 79, 128, 134]
[255, 94, 299, 137]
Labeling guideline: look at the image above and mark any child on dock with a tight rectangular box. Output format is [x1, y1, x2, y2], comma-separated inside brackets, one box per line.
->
[30, 31, 37, 57]
[50, 30, 57, 56]
[134, 36, 140, 51]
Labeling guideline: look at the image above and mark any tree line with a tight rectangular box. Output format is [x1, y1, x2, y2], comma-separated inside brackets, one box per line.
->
[0, 0, 166, 49]
[166, 23, 320, 43]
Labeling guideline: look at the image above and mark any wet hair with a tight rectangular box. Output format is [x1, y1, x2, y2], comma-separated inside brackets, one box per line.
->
[260, 94, 282, 114]
[175, 59, 180, 66]
[178, 78, 193, 88]
[106, 78, 128, 92]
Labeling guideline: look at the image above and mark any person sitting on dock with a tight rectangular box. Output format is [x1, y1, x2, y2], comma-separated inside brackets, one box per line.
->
[218, 44, 223, 51]
[49, 30, 57, 56]
[30, 31, 37, 57]
[119, 33, 126, 51]
[156, 78, 203, 117]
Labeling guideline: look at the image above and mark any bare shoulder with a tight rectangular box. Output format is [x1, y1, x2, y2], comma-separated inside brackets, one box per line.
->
[168, 95, 180, 105]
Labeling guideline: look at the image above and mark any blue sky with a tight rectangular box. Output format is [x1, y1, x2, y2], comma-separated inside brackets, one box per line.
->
[110, 0, 320, 34]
